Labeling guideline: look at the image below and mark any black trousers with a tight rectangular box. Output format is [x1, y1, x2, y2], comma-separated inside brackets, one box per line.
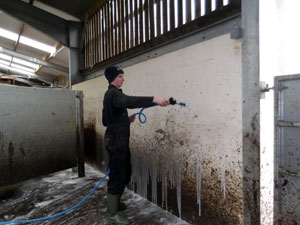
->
[105, 127, 132, 195]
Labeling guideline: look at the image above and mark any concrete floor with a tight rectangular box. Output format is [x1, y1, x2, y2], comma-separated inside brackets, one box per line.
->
[0, 165, 190, 225]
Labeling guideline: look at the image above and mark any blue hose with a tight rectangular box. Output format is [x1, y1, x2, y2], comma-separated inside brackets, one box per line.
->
[134, 99, 186, 124]
[0, 170, 110, 224]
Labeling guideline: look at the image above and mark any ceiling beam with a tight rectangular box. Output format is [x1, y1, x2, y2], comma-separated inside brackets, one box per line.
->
[0, 64, 56, 84]
[0, 0, 69, 46]
[0, 47, 69, 74]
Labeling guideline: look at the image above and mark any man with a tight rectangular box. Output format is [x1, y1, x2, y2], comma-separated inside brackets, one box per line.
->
[102, 66, 169, 225]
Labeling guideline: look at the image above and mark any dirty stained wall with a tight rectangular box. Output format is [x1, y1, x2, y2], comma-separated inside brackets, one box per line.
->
[73, 33, 243, 225]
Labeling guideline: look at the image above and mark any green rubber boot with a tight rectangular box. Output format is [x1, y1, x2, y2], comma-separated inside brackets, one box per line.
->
[107, 193, 129, 225]
[118, 193, 127, 211]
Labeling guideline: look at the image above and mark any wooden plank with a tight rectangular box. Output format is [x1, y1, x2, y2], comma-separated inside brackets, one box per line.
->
[134, 0, 139, 45]
[144, 0, 149, 41]
[205, 0, 212, 14]
[84, 21, 87, 67]
[84, 3, 241, 71]
[149, 0, 155, 39]
[118, 0, 122, 52]
[120, 0, 125, 52]
[108, 2, 112, 58]
[88, 18, 92, 66]
[178, 0, 183, 26]
[110, 0, 114, 56]
[156, 0, 161, 36]
[216, 0, 223, 10]
[114, 0, 118, 55]
[169, 0, 175, 30]
[106, 3, 110, 58]
[139, 0, 144, 43]
[163, 0, 168, 33]
[186, 0, 191, 23]
[103, 6, 107, 60]
[101, 7, 106, 61]
[195, 0, 201, 18]
[96, 12, 99, 63]
[99, 10, 103, 61]
[130, 0, 134, 48]
[125, 0, 129, 50]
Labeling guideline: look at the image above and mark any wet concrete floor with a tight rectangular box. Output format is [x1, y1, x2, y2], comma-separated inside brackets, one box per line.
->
[0, 165, 190, 225]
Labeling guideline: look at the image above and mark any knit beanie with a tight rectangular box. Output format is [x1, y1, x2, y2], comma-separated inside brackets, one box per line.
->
[104, 66, 124, 83]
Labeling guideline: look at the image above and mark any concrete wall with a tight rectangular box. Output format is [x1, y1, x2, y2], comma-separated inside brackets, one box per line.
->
[73, 33, 243, 225]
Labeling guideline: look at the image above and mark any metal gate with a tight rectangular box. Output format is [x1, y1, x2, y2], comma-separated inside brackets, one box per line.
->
[0, 86, 84, 188]
[274, 74, 300, 224]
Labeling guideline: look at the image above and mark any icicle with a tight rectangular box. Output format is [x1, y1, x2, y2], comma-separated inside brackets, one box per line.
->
[176, 162, 182, 218]
[196, 162, 202, 216]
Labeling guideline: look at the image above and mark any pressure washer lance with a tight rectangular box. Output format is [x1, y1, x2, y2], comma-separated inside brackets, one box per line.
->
[134, 97, 186, 124]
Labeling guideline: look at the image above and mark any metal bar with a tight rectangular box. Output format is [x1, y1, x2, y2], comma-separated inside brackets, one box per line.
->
[144, 0, 149, 41]
[139, 0, 144, 44]
[134, 0, 139, 45]
[125, 0, 129, 50]
[163, 0, 168, 33]
[279, 166, 300, 176]
[195, 0, 201, 18]
[186, 0, 192, 23]
[205, 0, 212, 14]
[130, 0, 134, 48]
[149, 0, 155, 39]
[277, 120, 300, 127]
[0, 47, 68, 74]
[178, 0, 183, 26]
[156, 0, 161, 36]
[169, 0, 175, 30]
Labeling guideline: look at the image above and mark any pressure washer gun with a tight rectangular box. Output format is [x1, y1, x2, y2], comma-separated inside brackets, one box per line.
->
[169, 97, 187, 107]
[134, 97, 186, 124]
